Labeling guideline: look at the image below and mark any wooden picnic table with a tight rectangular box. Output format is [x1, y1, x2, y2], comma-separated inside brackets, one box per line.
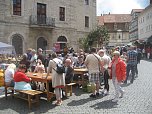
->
[73, 68, 88, 86]
[74, 68, 88, 74]
[27, 72, 54, 101]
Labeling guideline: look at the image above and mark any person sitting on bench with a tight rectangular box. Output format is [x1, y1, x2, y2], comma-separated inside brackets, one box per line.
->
[4, 63, 16, 87]
[64, 59, 73, 84]
[14, 64, 32, 90]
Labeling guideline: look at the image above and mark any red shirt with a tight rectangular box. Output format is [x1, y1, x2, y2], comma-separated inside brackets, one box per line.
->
[14, 71, 30, 82]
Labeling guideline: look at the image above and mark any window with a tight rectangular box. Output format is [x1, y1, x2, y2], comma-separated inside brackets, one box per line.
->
[37, 3, 46, 24]
[59, 7, 65, 21]
[13, 0, 21, 16]
[85, 16, 89, 27]
[85, 0, 89, 5]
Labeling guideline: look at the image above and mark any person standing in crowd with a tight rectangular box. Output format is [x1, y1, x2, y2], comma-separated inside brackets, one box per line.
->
[19, 53, 30, 72]
[109, 51, 126, 102]
[137, 48, 142, 64]
[44, 54, 52, 72]
[124, 46, 137, 84]
[84, 48, 101, 98]
[74, 56, 85, 68]
[4, 64, 16, 87]
[37, 48, 45, 65]
[120, 52, 127, 63]
[34, 59, 45, 73]
[142, 48, 146, 59]
[47, 53, 65, 106]
[98, 49, 111, 96]
[30, 49, 37, 72]
[14, 64, 32, 90]
[146, 47, 151, 59]
[26, 48, 32, 61]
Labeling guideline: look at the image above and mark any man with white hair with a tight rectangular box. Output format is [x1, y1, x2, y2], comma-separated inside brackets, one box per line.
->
[98, 49, 111, 96]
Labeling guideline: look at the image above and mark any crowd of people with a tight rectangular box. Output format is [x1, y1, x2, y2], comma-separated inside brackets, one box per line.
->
[4, 45, 142, 105]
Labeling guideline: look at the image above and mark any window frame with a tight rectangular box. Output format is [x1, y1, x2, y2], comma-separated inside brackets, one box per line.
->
[59, 7, 65, 21]
[85, 16, 89, 28]
[13, 0, 21, 16]
[85, 0, 89, 5]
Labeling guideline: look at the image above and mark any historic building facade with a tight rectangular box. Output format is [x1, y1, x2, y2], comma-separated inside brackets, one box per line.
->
[97, 14, 131, 47]
[138, 3, 152, 43]
[129, 9, 143, 42]
[0, 0, 96, 54]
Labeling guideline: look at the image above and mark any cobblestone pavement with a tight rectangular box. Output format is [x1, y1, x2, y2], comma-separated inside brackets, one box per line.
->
[0, 60, 152, 114]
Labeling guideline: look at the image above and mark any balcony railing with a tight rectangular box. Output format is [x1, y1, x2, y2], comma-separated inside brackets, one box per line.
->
[29, 15, 55, 27]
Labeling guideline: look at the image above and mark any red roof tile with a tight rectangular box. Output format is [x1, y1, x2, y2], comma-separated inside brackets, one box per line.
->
[97, 14, 132, 25]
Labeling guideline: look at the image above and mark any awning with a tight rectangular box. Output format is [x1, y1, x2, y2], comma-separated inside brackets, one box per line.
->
[134, 39, 146, 44]
[147, 35, 152, 43]
[126, 42, 135, 46]
[0, 42, 16, 54]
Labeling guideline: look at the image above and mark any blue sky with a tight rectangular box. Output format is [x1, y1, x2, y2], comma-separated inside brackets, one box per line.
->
[97, 0, 149, 15]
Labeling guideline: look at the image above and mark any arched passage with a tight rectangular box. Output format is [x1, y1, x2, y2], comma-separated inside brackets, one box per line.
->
[12, 34, 23, 54]
[57, 36, 67, 50]
[37, 37, 47, 50]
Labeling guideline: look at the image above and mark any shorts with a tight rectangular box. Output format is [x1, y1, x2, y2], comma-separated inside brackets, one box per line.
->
[89, 73, 100, 84]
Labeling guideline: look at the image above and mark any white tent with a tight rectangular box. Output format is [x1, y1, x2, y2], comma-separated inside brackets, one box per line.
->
[0, 42, 16, 54]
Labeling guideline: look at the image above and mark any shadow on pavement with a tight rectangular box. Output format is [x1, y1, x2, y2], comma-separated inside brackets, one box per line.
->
[73, 86, 90, 96]
[0, 95, 56, 113]
[121, 83, 132, 87]
[90, 99, 118, 109]
[67, 94, 104, 106]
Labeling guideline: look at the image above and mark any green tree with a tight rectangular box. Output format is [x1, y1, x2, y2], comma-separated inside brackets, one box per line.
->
[79, 26, 109, 50]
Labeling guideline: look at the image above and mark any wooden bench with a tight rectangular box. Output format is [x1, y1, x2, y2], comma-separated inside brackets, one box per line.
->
[4, 86, 14, 99]
[14, 90, 43, 109]
[5, 86, 42, 109]
[64, 83, 76, 96]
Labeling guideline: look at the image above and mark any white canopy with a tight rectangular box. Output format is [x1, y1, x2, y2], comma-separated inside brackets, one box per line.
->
[0, 42, 16, 54]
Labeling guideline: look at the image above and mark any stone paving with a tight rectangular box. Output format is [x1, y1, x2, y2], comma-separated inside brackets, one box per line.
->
[0, 60, 152, 114]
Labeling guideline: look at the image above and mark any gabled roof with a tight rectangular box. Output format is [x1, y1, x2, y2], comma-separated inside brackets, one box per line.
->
[97, 14, 131, 25]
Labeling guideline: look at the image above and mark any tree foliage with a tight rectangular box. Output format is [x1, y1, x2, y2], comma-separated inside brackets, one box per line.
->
[79, 26, 109, 51]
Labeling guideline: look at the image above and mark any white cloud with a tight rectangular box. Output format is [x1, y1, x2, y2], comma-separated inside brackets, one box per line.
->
[97, 0, 147, 16]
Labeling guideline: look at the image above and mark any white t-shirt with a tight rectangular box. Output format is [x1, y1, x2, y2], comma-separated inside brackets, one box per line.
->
[102, 54, 111, 69]
[5, 69, 15, 82]
[85, 54, 101, 73]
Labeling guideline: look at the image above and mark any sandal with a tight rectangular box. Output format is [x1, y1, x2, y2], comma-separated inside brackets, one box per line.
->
[55, 101, 62, 106]
[55, 100, 62, 106]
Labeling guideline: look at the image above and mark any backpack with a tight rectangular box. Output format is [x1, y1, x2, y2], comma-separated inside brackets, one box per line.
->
[53, 60, 65, 74]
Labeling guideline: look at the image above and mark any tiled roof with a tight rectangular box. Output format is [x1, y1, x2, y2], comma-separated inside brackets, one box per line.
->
[97, 14, 131, 25]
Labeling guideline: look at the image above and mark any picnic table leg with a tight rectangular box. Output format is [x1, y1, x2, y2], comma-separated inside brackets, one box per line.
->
[70, 85, 72, 96]
[65, 85, 68, 97]
[28, 95, 31, 109]
[46, 81, 50, 101]
[36, 94, 39, 106]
